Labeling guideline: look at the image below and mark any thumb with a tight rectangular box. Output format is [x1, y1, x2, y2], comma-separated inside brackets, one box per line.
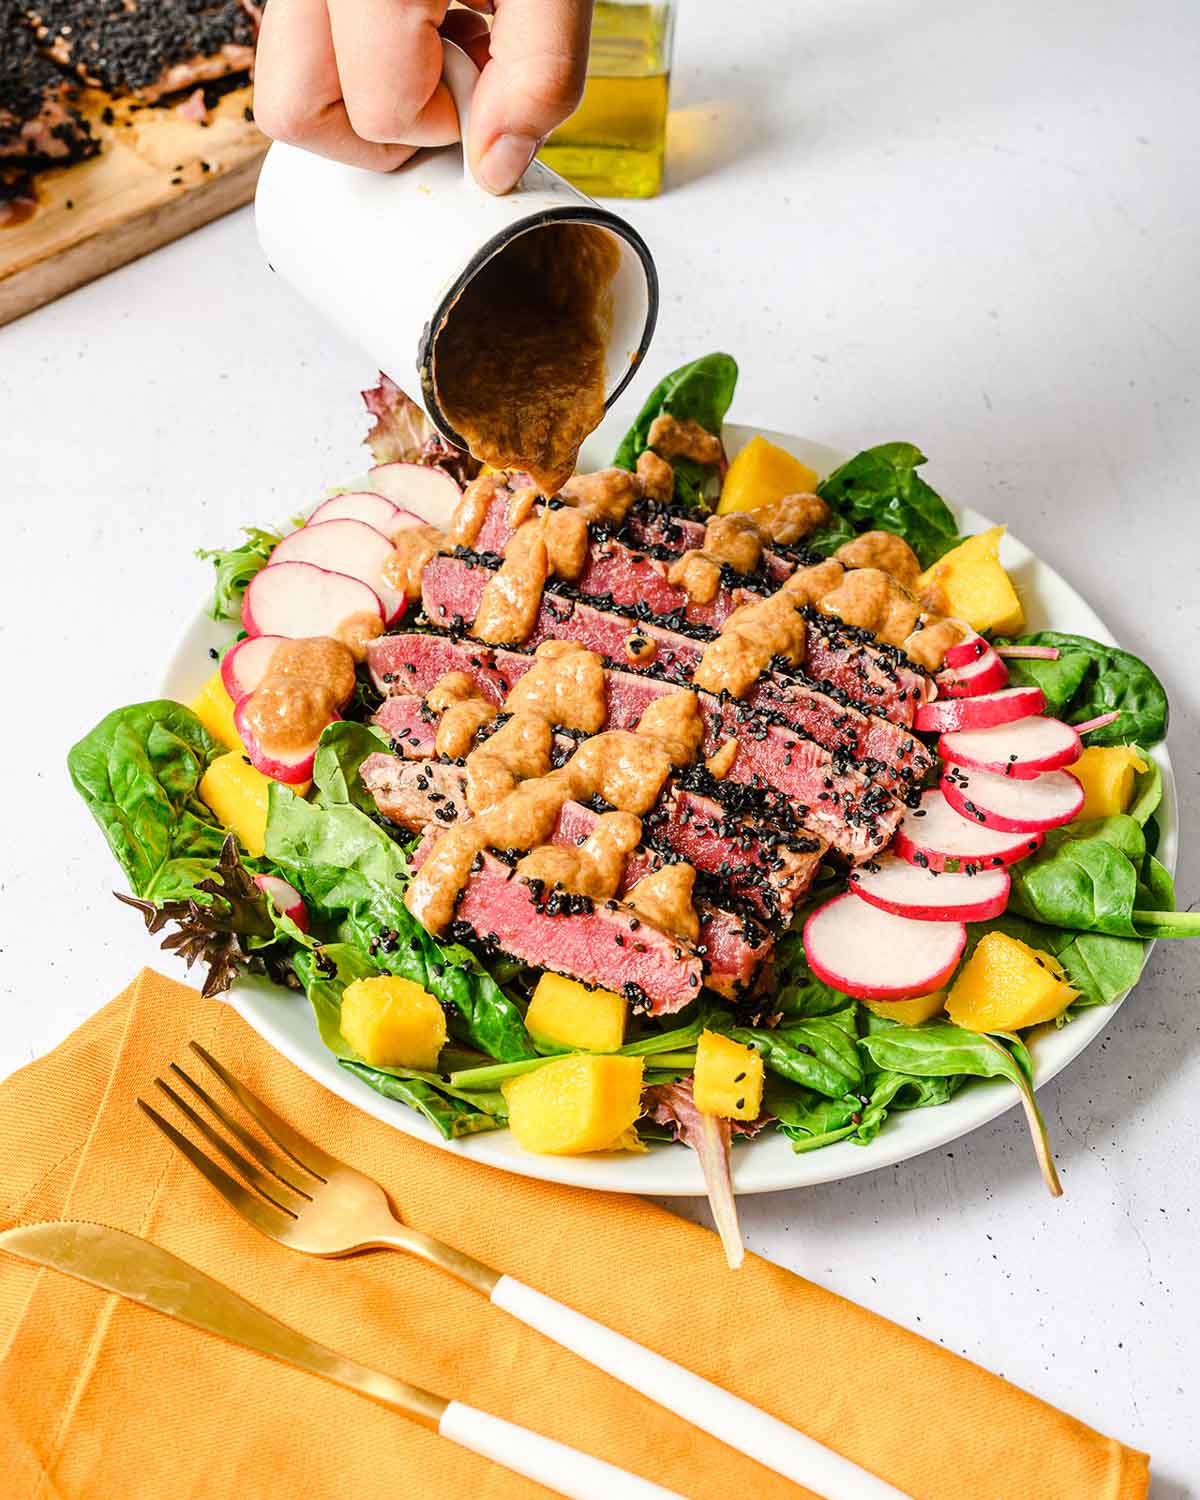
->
[467, 0, 593, 194]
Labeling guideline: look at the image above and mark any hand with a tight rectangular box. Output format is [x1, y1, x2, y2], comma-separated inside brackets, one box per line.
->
[254, 0, 593, 193]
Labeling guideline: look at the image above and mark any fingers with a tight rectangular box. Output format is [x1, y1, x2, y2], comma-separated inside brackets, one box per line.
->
[467, 0, 594, 193]
[254, 0, 418, 169]
[325, 0, 460, 147]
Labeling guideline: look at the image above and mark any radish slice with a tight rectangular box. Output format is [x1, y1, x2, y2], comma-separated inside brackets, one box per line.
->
[941, 766, 1084, 833]
[221, 635, 285, 700]
[234, 697, 333, 784]
[849, 854, 1010, 922]
[803, 893, 966, 1001]
[253, 873, 310, 932]
[942, 628, 989, 670]
[940, 715, 1081, 780]
[270, 518, 405, 624]
[308, 491, 403, 533]
[935, 646, 1009, 698]
[242, 560, 384, 641]
[368, 462, 462, 529]
[894, 789, 1045, 871]
[915, 684, 1045, 734]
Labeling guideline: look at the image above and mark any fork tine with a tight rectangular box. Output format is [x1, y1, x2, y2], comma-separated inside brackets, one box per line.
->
[188, 1042, 341, 1181]
[137, 1098, 297, 1236]
[167, 1064, 314, 1198]
[155, 1077, 311, 1213]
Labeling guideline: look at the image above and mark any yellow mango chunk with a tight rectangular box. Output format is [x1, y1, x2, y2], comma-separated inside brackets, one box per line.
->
[947, 932, 1076, 1032]
[863, 991, 946, 1026]
[524, 973, 627, 1053]
[198, 751, 272, 857]
[917, 525, 1024, 635]
[718, 434, 819, 516]
[502, 1055, 644, 1154]
[1073, 746, 1147, 820]
[339, 975, 447, 1070]
[190, 670, 243, 752]
[693, 1030, 764, 1121]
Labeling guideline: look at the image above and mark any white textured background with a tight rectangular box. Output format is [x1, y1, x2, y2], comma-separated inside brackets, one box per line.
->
[2, 0, 1198, 1491]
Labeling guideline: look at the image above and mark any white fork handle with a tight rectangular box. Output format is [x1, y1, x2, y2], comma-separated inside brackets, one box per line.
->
[439, 1400, 684, 1499]
[491, 1277, 913, 1500]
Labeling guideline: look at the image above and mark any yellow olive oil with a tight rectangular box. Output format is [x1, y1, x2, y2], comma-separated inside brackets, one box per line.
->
[539, 3, 673, 198]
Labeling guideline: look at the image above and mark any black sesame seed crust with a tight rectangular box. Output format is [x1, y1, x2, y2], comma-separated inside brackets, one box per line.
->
[26, 0, 256, 100]
[0, 3, 98, 168]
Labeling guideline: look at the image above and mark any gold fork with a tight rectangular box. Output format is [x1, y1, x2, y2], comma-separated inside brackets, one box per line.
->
[139, 1043, 911, 1500]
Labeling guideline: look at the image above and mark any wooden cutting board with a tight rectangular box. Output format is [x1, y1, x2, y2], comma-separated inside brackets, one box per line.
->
[0, 84, 267, 328]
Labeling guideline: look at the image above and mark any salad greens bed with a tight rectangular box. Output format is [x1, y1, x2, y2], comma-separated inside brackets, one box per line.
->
[69, 353, 1190, 1193]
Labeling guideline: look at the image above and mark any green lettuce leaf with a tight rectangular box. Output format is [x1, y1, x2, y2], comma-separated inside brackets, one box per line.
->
[997, 631, 1169, 747]
[196, 527, 282, 622]
[68, 701, 228, 901]
[613, 352, 738, 507]
[812, 442, 960, 569]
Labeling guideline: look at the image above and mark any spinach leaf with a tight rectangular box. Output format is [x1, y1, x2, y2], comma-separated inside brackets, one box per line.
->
[731, 1008, 865, 1098]
[998, 632, 1169, 747]
[766, 1068, 960, 1153]
[1007, 814, 1199, 939]
[267, 787, 538, 1060]
[68, 701, 228, 901]
[1126, 752, 1162, 827]
[861, 1022, 1060, 1194]
[292, 945, 506, 1137]
[812, 442, 960, 569]
[196, 527, 281, 621]
[312, 720, 394, 814]
[613, 352, 738, 507]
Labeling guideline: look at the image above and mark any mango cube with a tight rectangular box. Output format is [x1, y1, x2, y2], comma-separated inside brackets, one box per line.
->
[718, 435, 819, 516]
[199, 751, 272, 857]
[339, 975, 447, 1070]
[1073, 746, 1147, 820]
[191, 670, 243, 752]
[693, 1030, 763, 1121]
[863, 991, 946, 1026]
[917, 526, 1024, 636]
[947, 932, 1076, 1033]
[502, 1055, 644, 1154]
[524, 974, 627, 1053]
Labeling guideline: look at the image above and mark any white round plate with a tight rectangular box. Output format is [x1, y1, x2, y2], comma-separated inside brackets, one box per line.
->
[162, 418, 1176, 1196]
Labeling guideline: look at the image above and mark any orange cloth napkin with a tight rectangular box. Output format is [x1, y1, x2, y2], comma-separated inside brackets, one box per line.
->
[0, 970, 1148, 1500]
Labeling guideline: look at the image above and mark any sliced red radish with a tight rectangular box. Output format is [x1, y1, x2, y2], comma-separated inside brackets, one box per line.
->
[941, 766, 1084, 833]
[269, 518, 404, 624]
[803, 893, 966, 1001]
[242, 560, 384, 641]
[894, 789, 1044, 871]
[368, 462, 462, 528]
[935, 646, 1008, 698]
[849, 854, 1010, 922]
[308, 491, 403, 533]
[940, 715, 1081, 780]
[253, 874, 310, 932]
[915, 684, 1045, 733]
[221, 635, 285, 699]
[942, 628, 989, 670]
[234, 696, 335, 784]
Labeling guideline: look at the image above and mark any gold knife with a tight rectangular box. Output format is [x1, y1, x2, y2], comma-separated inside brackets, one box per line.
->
[0, 1222, 682, 1500]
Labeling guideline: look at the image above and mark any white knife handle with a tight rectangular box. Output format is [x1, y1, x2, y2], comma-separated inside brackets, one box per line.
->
[438, 1400, 684, 1499]
[491, 1276, 913, 1500]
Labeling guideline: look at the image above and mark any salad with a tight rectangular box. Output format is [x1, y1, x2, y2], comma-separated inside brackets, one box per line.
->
[69, 353, 1194, 1266]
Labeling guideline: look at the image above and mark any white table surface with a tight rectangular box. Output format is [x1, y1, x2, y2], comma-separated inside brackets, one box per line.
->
[3, 0, 1198, 1490]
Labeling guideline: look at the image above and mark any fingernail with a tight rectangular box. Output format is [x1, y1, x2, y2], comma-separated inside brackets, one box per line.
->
[476, 133, 538, 194]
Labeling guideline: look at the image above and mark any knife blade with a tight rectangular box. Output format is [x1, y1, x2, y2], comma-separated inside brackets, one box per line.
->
[0, 1220, 446, 1429]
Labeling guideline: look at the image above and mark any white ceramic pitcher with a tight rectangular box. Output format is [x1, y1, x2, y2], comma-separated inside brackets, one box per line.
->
[254, 40, 658, 449]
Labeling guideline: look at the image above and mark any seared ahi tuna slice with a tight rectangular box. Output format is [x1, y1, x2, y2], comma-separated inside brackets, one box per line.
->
[423, 553, 925, 728]
[360, 754, 470, 830]
[405, 802, 766, 999]
[450, 852, 704, 1014]
[1, 13, 97, 167]
[370, 695, 441, 757]
[367, 634, 904, 860]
